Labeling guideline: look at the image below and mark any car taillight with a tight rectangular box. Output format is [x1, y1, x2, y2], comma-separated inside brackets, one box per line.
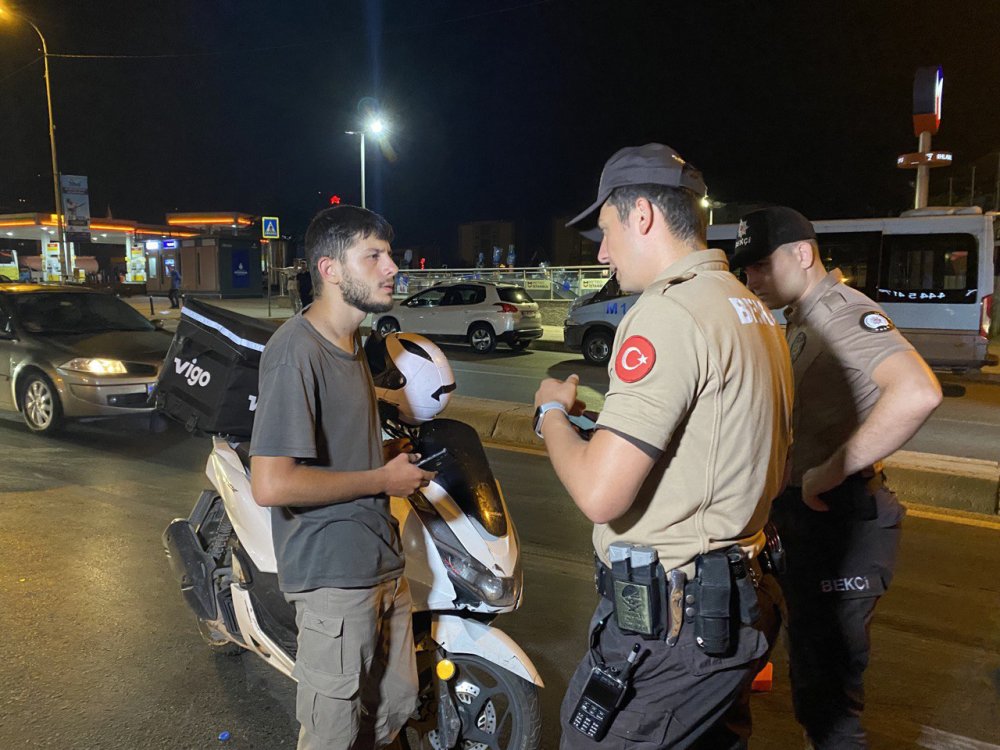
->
[494, 303, 518, 314]
[982, 295, 994, 338]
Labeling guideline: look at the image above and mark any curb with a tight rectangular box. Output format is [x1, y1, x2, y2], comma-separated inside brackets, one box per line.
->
[443, 395, 1000, 517]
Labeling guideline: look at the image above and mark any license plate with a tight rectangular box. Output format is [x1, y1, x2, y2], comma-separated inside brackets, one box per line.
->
[522, 311, 537, 318]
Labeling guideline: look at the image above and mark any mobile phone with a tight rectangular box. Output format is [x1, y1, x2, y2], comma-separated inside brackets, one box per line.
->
[416, 448, 447, 468]
[567, 410, 599, 437]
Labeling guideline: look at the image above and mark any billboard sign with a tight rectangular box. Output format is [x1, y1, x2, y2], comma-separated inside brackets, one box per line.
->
[60, 174, 91, 242]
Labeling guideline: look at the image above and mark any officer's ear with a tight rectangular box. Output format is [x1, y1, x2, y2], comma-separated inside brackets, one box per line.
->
[316, 255, 342, 286]
[794, 241, 818, 270]
[632, 197, 654, 236]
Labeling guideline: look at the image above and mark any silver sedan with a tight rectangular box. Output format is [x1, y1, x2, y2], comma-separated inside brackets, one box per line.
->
[0, 284, 173, 435]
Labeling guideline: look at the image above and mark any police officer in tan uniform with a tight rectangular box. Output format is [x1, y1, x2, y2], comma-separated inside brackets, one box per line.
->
[535, 144, 794, 749]
[730, 206, 943, 749]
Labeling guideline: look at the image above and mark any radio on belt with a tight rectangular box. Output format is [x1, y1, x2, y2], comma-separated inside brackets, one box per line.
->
[569, 643, 641, 740]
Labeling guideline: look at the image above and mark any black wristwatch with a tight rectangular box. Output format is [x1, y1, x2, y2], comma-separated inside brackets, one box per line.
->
[533, 401, 567, 439]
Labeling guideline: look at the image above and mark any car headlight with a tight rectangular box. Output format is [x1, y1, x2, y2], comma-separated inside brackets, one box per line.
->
[60, 358, 128, 375]
[438, 543, 521, 608]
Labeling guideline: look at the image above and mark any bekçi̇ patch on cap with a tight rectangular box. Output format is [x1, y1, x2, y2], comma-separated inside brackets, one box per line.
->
[728, 206, 817, 269]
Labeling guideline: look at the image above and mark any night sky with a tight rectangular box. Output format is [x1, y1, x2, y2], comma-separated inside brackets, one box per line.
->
[3, 1, 999, 259]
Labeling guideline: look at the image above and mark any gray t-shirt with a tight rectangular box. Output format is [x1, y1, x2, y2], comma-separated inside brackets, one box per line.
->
[249, 314, 404, 592]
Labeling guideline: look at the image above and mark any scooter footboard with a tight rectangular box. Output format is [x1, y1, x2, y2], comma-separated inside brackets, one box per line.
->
[430, 614, 544, 687]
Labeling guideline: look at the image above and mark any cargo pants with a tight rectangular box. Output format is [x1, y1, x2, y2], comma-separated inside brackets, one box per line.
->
[771, 479, 904, 749]
[287, 577, 419, 750]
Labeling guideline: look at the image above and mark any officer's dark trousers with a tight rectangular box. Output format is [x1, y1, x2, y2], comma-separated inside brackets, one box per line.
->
[559, 573, 782, 750]
[771, 481, 904, 750]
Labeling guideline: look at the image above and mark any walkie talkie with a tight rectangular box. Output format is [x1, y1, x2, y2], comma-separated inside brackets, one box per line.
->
[569, 644, 641, 740]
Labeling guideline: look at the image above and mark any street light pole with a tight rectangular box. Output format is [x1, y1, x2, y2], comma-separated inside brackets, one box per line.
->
[4, 9, 67, 280]
[32, 19, 68, 281]
[359, 130, 366, 209]
[345, 118, 384, 210]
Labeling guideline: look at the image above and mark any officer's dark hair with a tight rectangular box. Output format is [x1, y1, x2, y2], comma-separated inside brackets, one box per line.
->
[608, 184, 707, 248]
[305, 205, 394, 296]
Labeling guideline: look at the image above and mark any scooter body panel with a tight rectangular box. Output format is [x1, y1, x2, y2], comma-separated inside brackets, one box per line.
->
[432, 614, 544, 687]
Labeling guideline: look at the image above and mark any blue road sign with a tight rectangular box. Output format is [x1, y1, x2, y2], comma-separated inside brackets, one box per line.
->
[262, 216, 280, 239]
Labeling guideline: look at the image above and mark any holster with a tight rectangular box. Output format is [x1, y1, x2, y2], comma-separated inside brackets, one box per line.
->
[685, 546, 763, 657]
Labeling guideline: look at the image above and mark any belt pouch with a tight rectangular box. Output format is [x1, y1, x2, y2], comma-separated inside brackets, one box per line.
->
[609, 547, 665, 639]
[694, 552, 731, 655]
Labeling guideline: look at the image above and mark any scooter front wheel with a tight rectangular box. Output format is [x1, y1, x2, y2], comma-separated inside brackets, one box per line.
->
[403, 653, 541, 750]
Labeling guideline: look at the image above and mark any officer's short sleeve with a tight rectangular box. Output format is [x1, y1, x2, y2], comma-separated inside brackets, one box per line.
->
[249, 362, 318, 459]
[597, 296, 704, 451]
[823, 305, 915, 378]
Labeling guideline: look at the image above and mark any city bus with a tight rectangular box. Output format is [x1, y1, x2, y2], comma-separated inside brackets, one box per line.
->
[707, 207, 997, 372]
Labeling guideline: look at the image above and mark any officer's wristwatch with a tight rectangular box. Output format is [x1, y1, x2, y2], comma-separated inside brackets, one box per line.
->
[533, 401, 567, 439]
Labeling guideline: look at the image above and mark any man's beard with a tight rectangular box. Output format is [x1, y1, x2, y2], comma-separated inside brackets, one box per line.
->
[341, 272, 393, 314]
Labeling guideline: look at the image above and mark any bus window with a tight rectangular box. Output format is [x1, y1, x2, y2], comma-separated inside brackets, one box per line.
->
[877, 233, 977, 304]
[815, 232, 881, 295]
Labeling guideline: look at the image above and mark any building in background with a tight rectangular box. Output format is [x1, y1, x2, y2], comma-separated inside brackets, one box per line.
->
[458, 220, 515, 267]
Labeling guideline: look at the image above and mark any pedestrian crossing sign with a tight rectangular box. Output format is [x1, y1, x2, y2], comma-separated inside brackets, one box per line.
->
[262, 216, 280, 239]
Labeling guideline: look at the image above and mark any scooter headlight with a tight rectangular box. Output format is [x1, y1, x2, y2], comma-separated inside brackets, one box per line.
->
[438, 544, 521, 608]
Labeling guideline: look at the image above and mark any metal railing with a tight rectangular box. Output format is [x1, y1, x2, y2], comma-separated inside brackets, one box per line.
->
[392, 265, 611, 301]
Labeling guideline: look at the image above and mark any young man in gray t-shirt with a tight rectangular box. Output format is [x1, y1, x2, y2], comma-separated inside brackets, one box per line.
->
[250, 205, 434, 750]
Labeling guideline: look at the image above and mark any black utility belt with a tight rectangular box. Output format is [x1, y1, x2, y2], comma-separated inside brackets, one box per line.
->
[594, 537, 779, 656]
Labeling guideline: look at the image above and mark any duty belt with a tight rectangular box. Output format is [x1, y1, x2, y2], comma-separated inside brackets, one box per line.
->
[594, 547, 770, 649]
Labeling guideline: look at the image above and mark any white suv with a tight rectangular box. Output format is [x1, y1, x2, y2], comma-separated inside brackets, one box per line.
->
[374, 281, 543, 354]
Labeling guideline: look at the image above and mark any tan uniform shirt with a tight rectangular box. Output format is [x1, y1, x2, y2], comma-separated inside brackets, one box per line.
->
[595, 249, 794, 574]
[784, 269, 914, 485]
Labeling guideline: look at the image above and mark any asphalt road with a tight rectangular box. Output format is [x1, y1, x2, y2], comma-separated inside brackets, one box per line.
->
[439, 345, 1000, 463]
[0, 415, 998, 749]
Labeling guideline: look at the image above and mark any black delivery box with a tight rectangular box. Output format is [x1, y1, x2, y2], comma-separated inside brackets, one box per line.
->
[155, 298, 281, 438]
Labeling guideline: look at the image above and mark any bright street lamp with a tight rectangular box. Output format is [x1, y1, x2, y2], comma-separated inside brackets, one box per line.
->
[1, 5, 68, 279]
[345, 117, 387, 209]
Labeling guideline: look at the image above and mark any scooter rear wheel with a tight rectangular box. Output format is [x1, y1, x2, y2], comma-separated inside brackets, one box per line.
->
[402, 653, 541, 750]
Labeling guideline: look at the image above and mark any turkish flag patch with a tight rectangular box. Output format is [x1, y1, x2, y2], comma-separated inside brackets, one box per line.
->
[615, 335, 656, 383]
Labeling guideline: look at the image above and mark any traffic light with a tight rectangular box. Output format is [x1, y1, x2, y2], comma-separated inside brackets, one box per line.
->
[329, 195, 341, 205]
[419, 257, 426, 270]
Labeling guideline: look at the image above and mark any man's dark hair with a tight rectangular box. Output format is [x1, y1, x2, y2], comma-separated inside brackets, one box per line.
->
[607, 184, 707, 247]
[304, 205, 394, 294]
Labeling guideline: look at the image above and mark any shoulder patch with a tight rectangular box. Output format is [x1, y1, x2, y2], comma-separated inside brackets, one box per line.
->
[660, 272, 696, 292]
[615, 335, 656, 383]
[860, 311, 894, 333]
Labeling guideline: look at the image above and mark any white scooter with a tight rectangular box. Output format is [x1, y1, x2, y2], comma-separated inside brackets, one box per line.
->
[162, 332, 543, 750]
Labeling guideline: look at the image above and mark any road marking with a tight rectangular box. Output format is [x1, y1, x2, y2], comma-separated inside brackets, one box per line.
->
[484, 440, 546, 457]
[917, 726, 1000, 749]
[451, 366, 541, 381]
[904, 504, 1000, 530]
[932, 417, 1000, 428]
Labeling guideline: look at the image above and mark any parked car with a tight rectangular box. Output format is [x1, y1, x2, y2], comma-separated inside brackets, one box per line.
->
[563, 275, 639, 365]
[0, 284, 173, 434]
[374, 281, 543, 353]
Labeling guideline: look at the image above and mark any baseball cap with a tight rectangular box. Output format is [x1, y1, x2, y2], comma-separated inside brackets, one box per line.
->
[580, 227, 603, 243]
[566, 143, 707, 230]
[728, 206, 817, 269]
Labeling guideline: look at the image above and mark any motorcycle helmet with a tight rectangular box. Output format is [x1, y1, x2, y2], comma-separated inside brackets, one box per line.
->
[365, 331, 456, 424]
